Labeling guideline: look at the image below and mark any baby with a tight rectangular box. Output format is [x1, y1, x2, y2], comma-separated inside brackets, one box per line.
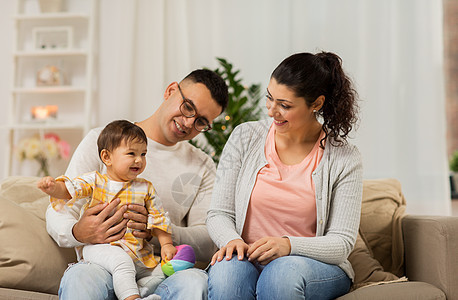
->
[38, 120, 175, 300]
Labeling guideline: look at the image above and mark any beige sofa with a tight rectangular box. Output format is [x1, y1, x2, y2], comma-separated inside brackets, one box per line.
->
[0, 176, 457, 299]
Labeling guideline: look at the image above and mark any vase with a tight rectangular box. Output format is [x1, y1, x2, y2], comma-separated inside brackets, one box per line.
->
[38, 0, 63, 13]
[36, 157, 50, 177]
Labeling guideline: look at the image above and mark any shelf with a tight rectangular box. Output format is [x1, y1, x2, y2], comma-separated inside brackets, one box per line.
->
[13, 86, 86, 94]
[14, 50, 87, 57]
[6, 123, 85, 130]
[5, 0, 97, 178]
[14, 13, 89, 21]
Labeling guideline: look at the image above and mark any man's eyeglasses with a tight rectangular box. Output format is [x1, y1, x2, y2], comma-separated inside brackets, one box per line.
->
[177, 84, 212, 132]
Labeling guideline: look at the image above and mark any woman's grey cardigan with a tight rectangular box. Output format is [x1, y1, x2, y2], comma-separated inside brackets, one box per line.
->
[206, 119, 363, 280]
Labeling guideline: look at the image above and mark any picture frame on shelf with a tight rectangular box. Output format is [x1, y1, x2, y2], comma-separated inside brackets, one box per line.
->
[32, 26, 73, 50]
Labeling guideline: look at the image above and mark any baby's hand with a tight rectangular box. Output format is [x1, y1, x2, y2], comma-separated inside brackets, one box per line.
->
[161, 243, 177, 261]
[37, 176, 57, 195]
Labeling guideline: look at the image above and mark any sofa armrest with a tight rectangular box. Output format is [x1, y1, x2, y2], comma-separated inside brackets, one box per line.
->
[402, 215, 458, 300]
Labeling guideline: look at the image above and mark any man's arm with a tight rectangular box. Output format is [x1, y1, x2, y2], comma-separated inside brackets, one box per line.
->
[46, 128, 149, 247]
[46, 203, 84, 247]
[45, 128, 108, 247]
[72, 199, 128, 244]
[64, 129, 103, 179]
[46, 198, 128, 246]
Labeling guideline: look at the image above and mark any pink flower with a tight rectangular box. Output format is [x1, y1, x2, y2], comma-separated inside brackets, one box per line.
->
[16, 132, 71, 164]
[44, 133, 60, 143]
[58, 140, 71, 159]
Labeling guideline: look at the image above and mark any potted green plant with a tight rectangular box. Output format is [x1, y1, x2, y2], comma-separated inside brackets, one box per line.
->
[190, 58, 263, 164]
[450, 150, 458, 199]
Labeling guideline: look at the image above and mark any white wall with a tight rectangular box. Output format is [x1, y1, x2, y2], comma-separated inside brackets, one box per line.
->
[0, 0, 451, 215]
[0, 1, 15, 182]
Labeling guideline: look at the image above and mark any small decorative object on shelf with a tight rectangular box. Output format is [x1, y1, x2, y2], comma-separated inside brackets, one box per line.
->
[38, 0, 64, 13]
[31, 105, 58, 121]
[36, 65, 66, 86]
[32, 26, 73, 50]
[15, 132, 70, 177]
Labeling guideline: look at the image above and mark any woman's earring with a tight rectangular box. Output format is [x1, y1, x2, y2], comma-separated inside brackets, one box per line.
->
[313, 109, 323, 124]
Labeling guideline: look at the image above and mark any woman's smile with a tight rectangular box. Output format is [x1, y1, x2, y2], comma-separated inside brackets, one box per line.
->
[274, 119, 288, 126]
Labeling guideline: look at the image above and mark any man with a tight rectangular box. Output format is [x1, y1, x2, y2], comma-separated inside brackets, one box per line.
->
[46, 69, 228, 299]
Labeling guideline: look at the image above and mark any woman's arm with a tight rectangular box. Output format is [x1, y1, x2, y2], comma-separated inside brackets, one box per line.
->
[287, 144, 363, 265]
[206, 125, 246, 249]
[245, 145, 363, 266]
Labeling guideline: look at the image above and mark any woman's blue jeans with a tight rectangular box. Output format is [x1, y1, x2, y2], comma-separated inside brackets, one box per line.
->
[58, 261, 208, 300]
[207, 255, 351, 300]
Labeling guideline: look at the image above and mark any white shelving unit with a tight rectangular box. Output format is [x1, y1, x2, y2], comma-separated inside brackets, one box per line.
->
[5, 0, 97, 177]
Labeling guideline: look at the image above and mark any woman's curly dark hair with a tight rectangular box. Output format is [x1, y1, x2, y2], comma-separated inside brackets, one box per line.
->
[271, 51, 359, 147]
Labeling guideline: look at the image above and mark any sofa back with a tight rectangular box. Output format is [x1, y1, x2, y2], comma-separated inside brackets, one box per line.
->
[0, 176, 77, 295]
[0, 176, 408, 295]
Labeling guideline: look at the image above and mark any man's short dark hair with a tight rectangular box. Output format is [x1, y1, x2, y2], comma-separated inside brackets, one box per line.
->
[97, 120, 147, 159]
[182, 69, 228, 113]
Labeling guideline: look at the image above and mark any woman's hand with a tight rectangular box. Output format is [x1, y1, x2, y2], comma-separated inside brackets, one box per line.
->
[210, 239, 249, 265]
[73, 199, 128, 244]
[247, 237, 291, 265]
[124, 204, 151, 240]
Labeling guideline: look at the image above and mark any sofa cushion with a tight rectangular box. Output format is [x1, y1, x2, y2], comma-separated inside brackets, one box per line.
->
[0, 176, 76, 295]
[0, 287, 58, 300]
[347, 178, 407, 290]
[336, 281, 446, 300]
[359, 178, 406, 276]
[348, 231, 399, 290]
[0, 176, 51, 220]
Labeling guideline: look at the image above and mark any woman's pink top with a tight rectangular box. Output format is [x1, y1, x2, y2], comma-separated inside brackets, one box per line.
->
[241, 125, 325, 244]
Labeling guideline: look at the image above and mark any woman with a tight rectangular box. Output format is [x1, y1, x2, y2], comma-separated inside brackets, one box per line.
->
[206, 52, 363, 300]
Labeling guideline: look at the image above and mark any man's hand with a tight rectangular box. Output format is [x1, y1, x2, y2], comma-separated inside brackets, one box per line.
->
[125, 204, 152, 240]
[72, 199, 128, 244]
